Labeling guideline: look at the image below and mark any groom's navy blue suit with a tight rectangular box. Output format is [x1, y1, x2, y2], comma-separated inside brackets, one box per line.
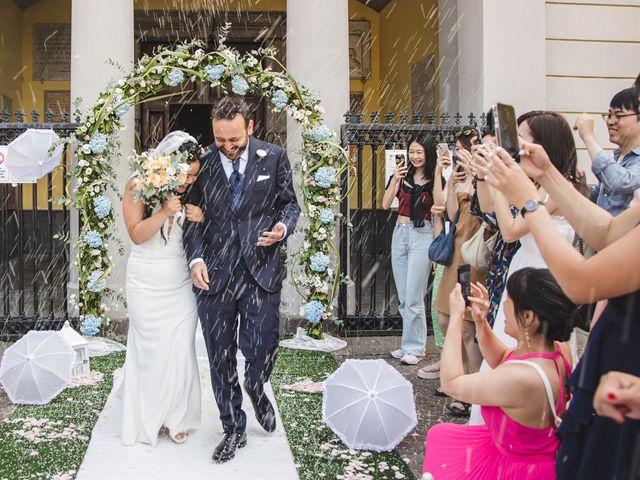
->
[184, 136, 299, 434]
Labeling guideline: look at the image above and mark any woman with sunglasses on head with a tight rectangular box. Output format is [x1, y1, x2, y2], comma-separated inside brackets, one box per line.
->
[383, 134, 438, 366]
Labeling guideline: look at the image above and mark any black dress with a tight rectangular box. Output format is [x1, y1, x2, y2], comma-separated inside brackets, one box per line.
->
[556, 290, 640, 479]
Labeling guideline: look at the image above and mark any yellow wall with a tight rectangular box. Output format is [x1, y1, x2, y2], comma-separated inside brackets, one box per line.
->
[380, 0, 439, 115]
[348, 0, 381, 116]
[349, 0, 439, 209]
[0, 0, 24, 112]
[18, 0, 71, 210]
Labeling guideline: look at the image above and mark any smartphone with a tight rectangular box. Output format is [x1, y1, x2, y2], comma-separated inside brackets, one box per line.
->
[457, 265, 471, 306]
[492, 103, 520, 162]
[437, 142, 449, 156]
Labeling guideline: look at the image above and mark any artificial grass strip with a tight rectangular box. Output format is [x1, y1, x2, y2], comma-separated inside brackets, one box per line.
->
[0, 352, 125, 480]
[271, 347, 416, 480]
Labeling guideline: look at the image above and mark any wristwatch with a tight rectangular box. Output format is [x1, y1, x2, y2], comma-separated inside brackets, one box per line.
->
[520, 199, 545, 218]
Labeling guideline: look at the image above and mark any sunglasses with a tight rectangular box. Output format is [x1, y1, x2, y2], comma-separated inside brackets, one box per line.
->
[455, 129, 475, 138]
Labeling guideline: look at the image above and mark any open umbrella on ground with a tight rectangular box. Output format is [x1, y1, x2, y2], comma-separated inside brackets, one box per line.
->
[0, 331, 75, 405]
[6, 128, 64, 182]
[322, 358, 417, 451]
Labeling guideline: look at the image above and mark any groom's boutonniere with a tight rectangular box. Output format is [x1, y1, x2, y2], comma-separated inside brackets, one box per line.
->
[256, 149, 267, 161]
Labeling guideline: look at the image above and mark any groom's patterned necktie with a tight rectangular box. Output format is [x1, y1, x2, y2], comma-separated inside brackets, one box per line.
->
[229, 158, 243, 213]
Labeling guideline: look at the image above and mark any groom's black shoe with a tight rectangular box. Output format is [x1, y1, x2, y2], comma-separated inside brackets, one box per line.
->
[212, 431, 247, 463]
[247, 391, 276, 432]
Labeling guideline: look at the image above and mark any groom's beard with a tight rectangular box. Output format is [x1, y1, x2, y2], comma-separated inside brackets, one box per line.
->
[221, 141, 248, 160]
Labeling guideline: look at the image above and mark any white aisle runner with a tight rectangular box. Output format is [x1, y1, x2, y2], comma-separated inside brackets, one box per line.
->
[77, 326, 298, 480]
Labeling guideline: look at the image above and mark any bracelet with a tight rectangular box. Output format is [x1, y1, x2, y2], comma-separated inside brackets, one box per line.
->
[476, 175, 486, 182]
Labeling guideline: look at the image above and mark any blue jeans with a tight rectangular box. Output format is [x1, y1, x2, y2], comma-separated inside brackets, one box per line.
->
[391, 221, 433, 356]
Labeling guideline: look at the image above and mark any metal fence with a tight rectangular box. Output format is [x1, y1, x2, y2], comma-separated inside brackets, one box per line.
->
[338, 111, 487, 335]
[0, 109, 78, 341]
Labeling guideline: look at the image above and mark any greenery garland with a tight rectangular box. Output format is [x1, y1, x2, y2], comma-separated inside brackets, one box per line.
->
[63, 26, 350, 340]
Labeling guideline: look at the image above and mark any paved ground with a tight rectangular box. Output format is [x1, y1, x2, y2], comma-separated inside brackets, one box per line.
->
[331, 336, 466, 480]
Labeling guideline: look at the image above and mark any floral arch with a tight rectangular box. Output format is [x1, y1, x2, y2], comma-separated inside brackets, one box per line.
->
[67, 27, 349, 340]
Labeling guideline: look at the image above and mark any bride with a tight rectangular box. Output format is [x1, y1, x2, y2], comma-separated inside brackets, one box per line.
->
[119, 131, 203, 445]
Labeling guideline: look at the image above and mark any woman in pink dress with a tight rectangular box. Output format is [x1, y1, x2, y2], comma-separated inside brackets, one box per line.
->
[422, 268, 577, 479]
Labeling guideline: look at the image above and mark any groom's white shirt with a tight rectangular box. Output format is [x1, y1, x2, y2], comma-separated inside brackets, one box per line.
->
[188, 138, 286, 270]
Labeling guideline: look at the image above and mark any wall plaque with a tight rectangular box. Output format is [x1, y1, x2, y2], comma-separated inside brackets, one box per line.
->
[33, 24, 71, 81]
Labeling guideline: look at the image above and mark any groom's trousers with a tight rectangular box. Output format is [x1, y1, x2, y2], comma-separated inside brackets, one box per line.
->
[196, 257, 280, 434]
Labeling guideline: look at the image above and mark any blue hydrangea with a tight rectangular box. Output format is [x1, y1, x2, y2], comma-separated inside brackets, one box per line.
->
[271, 89, 288, 109]
[115, 101, 131, 117]
[93, 195, 111, 219]
[87, 270, 106, 293]
[311, 125, 331, 142]
[80, 314, 102, 336]
[88, 132, 107, 154]
[304, 301, 325, 324]
[309, 252, 330, 272]
[166, 68, 185, 87]
[231, 75, 249, 95]
[204, 64, 225, 82]
[318, 209, 335, 224]
[83, 230, 103, 248]
[314, 167, 336, 188]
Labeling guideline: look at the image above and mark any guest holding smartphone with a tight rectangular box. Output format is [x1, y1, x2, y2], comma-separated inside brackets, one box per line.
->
[383, 134, 438, 365]
[432, 130, 486, 416]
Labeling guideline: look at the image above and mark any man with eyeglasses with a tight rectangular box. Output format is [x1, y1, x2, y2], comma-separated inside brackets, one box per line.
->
[574, 87, 640, 216]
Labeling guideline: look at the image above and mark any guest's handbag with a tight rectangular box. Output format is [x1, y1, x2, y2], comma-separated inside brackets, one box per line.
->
[428, 211, 460, 266]
[461, 222, 498, 272]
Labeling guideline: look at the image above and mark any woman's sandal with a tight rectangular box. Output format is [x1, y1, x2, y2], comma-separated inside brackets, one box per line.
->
[169, 431, 188, 444]
[446, 400, 471, 417]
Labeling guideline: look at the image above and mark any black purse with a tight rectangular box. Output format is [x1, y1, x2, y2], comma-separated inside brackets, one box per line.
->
[428, 210, 460, 266]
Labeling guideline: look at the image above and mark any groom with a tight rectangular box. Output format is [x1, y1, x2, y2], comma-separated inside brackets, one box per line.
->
[184, 96, 300, 463]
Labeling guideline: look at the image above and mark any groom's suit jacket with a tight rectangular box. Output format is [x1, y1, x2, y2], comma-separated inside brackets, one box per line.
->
[183, 137, 300, 295]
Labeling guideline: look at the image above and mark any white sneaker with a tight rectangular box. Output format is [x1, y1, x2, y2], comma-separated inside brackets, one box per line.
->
[390, 349, 405, 359]
[401, 354, 422, 365]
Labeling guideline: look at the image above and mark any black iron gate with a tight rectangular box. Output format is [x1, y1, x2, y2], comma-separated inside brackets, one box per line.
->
[0, 109, 78, 341]
[338, 111, 486, 335]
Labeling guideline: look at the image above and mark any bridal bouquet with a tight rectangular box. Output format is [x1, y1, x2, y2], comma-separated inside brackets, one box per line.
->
[129, 150, 192, 207]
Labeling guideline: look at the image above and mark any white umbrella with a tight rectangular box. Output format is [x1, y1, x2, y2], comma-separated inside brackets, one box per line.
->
[322, 358, 417, 452]
[6, 128, 64, 181]
[0, 331, 75, 405]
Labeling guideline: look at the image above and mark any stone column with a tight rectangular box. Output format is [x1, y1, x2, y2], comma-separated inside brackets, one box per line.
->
[70, 0, 134, 320]
[285, 0, 350, 326]
[452, 0, 546, 116]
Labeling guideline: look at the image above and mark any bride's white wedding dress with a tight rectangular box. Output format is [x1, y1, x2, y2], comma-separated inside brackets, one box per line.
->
[468, 215, 576, 425]
[120, 212, 201, 445]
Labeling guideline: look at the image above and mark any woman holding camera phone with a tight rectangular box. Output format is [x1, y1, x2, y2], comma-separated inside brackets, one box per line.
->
[432, 130, 487, 416]
[383, 134, 438, 365]
[468, 111, 578, 425]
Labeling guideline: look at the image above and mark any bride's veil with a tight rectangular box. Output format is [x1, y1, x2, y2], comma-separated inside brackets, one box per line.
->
[150, 130, 197, 156]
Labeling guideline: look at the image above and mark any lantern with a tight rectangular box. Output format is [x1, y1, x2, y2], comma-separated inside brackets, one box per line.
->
[59, 321, 90, 377]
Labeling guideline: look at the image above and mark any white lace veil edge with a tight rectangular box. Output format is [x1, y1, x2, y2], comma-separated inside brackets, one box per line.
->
[150, 130, 198, 156]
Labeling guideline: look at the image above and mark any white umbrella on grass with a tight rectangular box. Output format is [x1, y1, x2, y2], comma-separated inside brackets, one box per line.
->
[6, 128, 64, 181]
[322, 358, 417, 452]
[0, 331, 75, 405]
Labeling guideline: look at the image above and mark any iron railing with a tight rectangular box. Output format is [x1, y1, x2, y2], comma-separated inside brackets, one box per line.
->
[0, 108, 78, 341]
[338, 111, 488, 335]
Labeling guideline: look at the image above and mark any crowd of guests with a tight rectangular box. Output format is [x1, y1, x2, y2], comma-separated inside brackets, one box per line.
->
[383, 74, 640, 479]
